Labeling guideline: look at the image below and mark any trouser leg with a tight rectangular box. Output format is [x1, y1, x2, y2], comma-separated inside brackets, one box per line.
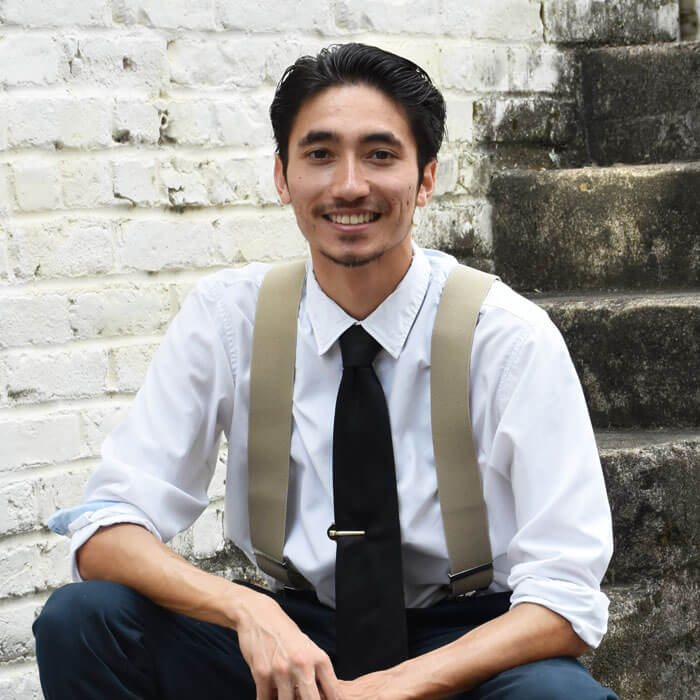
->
[406, 595, 619, 700]
[33, 580, 257, 700]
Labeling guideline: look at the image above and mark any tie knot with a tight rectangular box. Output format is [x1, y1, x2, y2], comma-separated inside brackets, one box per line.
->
[340, 325, 381, 368]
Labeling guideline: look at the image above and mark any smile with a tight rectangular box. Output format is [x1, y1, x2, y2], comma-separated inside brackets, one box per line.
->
[324, 212, 381, 225]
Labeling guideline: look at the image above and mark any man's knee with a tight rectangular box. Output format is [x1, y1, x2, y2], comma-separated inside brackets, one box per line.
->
[472, 658, 618, 700]
[34, 580, 147, 652]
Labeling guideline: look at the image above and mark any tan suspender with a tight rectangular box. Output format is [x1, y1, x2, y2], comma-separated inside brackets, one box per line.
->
[430, 265, 496, 595]
[248, 260, 497, 595]
[248, 261, 309, 589]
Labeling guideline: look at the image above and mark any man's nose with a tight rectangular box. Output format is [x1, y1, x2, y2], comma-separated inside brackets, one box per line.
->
[329, 156, 370, 200]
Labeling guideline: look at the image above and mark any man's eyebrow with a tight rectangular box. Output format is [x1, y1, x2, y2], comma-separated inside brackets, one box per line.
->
[298, 130, 338, 147]
[296, 130, 404, 148]
[360, 132, 403, 148]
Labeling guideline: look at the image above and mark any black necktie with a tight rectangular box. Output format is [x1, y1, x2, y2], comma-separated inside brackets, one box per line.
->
[331, 324, 408, 680]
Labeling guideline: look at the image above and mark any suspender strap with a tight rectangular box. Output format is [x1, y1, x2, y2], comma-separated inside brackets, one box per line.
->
[249, 260, 497, 596]
[431, 264, 497, 596]
[248, 260, 311, 589]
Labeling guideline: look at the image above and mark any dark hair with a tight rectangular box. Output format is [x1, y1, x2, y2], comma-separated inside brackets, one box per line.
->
[270, 43, 446, 180]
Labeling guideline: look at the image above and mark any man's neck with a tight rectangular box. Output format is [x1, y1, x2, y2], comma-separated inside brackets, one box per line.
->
[311, 237, 414, 320]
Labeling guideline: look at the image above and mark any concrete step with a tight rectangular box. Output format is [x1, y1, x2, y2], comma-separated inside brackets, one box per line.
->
[489, 163, 700, 293]
[585, 578, 698, 699]
[581, 41, 700, 164]
[535, 291, 699, 428]
[598, 430, 699, 583]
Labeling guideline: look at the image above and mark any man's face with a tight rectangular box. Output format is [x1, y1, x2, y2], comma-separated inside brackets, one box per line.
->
[274, 84, 436, 268]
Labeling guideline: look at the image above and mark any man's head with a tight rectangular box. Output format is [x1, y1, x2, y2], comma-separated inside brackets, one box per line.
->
[270, 43, 446, 181]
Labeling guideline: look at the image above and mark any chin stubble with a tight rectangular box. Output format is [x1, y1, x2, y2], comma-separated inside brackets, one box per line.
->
[320, 247, 386, 268]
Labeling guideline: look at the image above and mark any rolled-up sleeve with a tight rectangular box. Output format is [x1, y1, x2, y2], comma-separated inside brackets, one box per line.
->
[64, 277, 235, 581]
[489, 310, 613, 647]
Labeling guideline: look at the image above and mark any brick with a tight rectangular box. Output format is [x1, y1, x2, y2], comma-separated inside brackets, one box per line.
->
[440, 45, 510, 92]
[434, 152, 458, 196]
[0, 99, 8, 151]
[0, 533, 71, 599]
[0, 595, 48, 662]
[0, 0, 111, 27]
[60, 158, 113, 209]
[0, 226, 9, 281]
[2, 348, 107, 405]
[0, 293, 71, 348]
[203, 157, 260, 206]
[11, 159, 62, 212]
[159, 100, 216, 146]
[170, 36, 331, 89]
[442, 0, 542, 40]
[474, 97, 579, 145]
[0, 465, 90, 536]
[190, 501, 225, 560]
[69, 284, 178, 341]
[216, 0, 333, 33]
[117, 219, 218, 273]
[108, 343, 159, 393]
[335, 0, 441, 34]
[508, 46, 575, 93]
[7, 98, 112, 149]
[113, 158, 164, 207]
[445, 94, 474, 143]
[113, 99, 161, 145]
[215, 94, 274, 148]
[215, 211, 308, 264]
[0, 162, 14, 213]
[0, 413, 82, 473]
[113, 0, 217, 29]
[542, 0, 680, 45]
[160, 158, 209, 209]
[0, 34, 65, 87]
[0, 661, 42, 700]
[65, 36, 168, 94]
[82, 403, 130, 456]
[9, 219, 114, 280]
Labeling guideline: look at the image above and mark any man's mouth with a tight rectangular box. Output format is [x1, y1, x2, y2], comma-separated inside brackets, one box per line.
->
[323, 212, 381, 225]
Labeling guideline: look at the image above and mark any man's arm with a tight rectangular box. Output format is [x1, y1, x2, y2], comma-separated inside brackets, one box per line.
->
[78, 523, 340, 700]
[340, 603, 587, 700]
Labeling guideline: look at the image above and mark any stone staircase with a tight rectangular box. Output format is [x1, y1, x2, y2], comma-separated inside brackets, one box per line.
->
[487, 36, 699, 699]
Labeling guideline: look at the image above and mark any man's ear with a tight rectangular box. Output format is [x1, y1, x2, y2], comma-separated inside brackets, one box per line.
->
[416, 160, 437, 207]
[274, 154, 291, 205]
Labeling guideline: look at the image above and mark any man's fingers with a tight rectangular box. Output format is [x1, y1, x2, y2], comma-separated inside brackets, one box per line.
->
[314, 659, 340, 700]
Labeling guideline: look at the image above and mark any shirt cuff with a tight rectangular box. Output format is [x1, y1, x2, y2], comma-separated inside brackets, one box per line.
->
[65, 503, 163, 582]
[509, 576, 610, 648]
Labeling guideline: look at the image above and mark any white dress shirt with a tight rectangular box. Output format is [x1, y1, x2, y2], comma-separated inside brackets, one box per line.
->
[53, 244, 613, 648]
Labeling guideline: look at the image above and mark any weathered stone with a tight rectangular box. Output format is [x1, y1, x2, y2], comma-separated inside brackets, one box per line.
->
[473, 97, 581, 146]
[490, 164, 700, 291]
[538, 292, 700, 428]
[542, 0, 680, 46]
[581, 42, 700, 164]
[598, 431, 699, 583]
[585, 579, 699, 699]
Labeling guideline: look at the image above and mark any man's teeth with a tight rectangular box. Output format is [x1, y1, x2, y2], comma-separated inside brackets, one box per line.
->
[328, 213, 378, 224]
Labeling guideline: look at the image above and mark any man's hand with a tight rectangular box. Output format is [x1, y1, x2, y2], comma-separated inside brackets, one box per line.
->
[78, 524, 340, 699]
[226, 587, 340, 700]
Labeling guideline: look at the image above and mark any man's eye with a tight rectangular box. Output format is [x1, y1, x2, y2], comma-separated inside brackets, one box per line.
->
[308, 149, 329, 160]
[371, 150, 394, 161]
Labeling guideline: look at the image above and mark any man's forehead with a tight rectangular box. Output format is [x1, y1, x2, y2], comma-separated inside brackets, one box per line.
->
[289, 84, 415, 148]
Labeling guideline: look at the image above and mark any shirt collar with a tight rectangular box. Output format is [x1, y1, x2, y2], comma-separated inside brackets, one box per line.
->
[305, 243, 431, 360]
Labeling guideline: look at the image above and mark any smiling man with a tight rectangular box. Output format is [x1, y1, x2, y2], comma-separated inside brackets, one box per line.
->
[34, 44, 617, 700]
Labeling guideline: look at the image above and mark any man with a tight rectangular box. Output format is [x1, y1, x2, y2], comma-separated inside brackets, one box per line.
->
[34, 44, 617, 699]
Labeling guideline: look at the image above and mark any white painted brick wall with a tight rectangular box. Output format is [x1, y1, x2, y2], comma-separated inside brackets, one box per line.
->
[0, 0, 679, 689]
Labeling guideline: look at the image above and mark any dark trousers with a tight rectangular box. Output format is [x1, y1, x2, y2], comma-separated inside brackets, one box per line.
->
[33, 580, 618, 699]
